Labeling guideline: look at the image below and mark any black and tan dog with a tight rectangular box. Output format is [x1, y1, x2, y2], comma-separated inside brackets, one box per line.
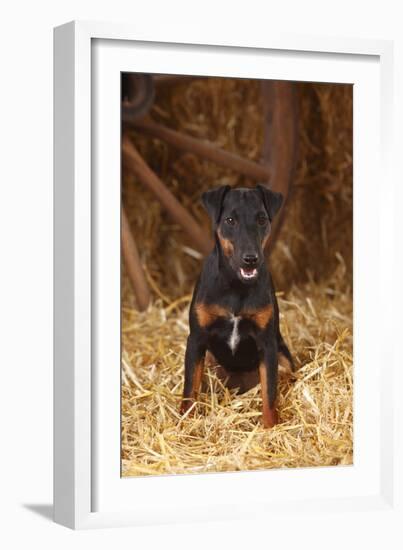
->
[180, 184, 294, 428]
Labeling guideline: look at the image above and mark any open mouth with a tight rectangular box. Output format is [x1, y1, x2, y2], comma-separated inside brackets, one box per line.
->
[240, 267, 258, 280]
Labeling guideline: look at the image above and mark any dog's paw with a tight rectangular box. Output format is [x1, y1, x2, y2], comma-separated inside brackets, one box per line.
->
[278, 352, 295, 377]
[179, 399, 196, 417]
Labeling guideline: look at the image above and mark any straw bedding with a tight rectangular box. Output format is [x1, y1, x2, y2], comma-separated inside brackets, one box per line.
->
[121, 78, 353, 476]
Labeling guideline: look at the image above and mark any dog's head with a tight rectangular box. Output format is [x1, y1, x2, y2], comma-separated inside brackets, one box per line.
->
[202, 185, 283, 284]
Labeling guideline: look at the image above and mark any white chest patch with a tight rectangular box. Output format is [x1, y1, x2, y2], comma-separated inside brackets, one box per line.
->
[228, 315, 241, 354]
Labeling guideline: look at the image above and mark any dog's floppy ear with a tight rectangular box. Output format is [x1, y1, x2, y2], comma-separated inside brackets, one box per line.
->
[256, 184, 283, 221]
[202, 185, 230, 226]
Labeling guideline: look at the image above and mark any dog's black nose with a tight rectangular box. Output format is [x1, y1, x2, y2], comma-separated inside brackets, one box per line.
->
[242, 253, 258, 266]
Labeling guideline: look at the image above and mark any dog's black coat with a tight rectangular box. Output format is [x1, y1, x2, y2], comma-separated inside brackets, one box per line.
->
[181, 185, 294, 426]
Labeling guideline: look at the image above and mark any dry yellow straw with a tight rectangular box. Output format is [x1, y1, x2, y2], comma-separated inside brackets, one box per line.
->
[121, 78, 353, 476]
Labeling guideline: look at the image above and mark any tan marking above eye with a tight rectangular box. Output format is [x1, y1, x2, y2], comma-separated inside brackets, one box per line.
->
[195, 302, 231, 328]
[242, 304, 273, 330]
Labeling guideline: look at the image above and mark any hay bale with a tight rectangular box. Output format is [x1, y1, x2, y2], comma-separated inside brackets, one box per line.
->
[122, 78, 353, 475]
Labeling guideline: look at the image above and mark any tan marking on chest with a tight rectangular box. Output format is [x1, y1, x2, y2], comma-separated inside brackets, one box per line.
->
[243, 304, 273, 330]
[195, 303, 230, 328]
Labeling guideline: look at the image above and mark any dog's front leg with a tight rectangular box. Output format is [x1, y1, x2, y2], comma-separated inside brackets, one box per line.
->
[258, 325, 279, 428]
[180, 332, 206, 415]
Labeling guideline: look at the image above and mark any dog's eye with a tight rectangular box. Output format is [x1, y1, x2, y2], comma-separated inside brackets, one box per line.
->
[225, 217, 235, 226]
[257, 215, 268, 226]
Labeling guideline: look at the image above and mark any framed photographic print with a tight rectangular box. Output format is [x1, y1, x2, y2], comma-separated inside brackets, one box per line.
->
[54, 21, 399, 531]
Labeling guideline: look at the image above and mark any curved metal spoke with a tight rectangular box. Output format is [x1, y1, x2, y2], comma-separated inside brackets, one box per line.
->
[121, 207, 151, 311]
[122, 134, 213, 256]
[133, 116, 271, 182]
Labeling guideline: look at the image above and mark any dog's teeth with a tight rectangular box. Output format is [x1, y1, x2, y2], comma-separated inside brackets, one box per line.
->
[240, 268, 257, 279]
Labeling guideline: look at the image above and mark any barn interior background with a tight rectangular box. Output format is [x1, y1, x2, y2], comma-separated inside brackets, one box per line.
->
[121, 76, 353, 477]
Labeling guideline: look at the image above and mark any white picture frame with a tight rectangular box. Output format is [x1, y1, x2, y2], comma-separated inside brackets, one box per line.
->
[54, 20, 400, 531]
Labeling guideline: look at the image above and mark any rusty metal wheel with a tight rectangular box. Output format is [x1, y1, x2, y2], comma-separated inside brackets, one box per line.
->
[260, 80, 298, 251]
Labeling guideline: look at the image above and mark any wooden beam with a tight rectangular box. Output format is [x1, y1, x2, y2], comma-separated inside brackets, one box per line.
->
[122, 135, 213, 256]
[121, 208, 150, 311]
[133, 116, 271, 182]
